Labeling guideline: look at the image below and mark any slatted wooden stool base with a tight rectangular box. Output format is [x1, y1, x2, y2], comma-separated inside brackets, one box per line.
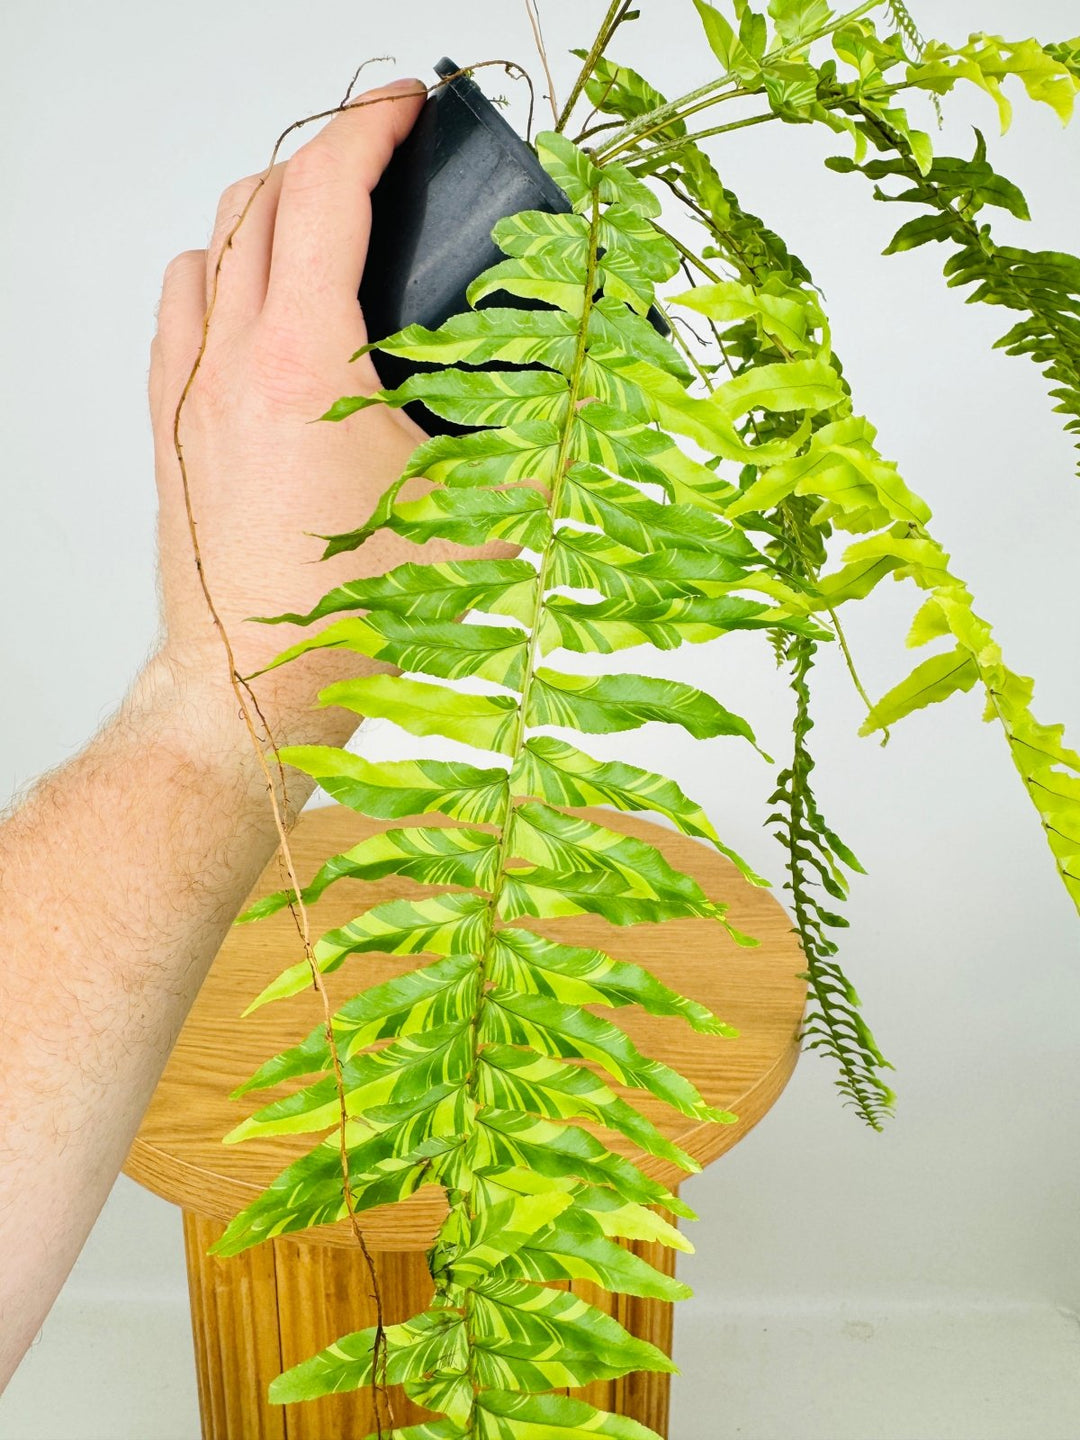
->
[125, 803, 806, 1439]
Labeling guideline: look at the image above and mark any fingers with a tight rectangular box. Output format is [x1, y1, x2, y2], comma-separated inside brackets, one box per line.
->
[149, 249, 207, 420]
[206, 164, 285, 322]
[264, 78, 427, 318]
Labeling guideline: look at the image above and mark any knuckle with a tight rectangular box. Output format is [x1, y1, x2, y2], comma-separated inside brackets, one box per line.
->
[209, 187, 251, 257]
[208, 173, 268, 258]
[163, 248, 205, 283]
[248, 318, 327, 411]
[281, 140, 343, 193]
[215, 174, 258, 218]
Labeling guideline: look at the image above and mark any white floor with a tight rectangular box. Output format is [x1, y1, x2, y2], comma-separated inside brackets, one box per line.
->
[4, 1291, 1080, 1439]
[670, 1301, 1080, 1440]
[1, 1297, 199, 1440]
[3, 1179, 1080, 1440]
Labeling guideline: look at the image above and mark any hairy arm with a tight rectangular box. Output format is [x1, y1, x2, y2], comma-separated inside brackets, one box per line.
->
[0, 656, 318, 1381]
[0, 77, 441, 1385]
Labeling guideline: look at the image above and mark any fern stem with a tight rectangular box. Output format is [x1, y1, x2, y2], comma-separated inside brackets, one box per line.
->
[555, 0, 630, 132]
[831, 607, 884, 733]
[595, 0, 885, 160]
[647, 107, 779, 154]
[505, 188, 604, 764]
[608, 84, 753, 159]
[439, 184, 605, 1329]
[650, 218, 726, 285]
[524, 0, 561, 126]
[776, 504, 889, 743]
[626, 76, 916, 172]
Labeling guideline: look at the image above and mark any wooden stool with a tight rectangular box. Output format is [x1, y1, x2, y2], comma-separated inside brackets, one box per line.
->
[124, 803, 806, 1439]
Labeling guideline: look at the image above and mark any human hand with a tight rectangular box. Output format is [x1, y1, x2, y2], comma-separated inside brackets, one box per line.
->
[148, 77, 445, 747]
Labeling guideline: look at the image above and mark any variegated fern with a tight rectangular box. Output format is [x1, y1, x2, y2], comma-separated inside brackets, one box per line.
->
[209, 4, 1080, 1435]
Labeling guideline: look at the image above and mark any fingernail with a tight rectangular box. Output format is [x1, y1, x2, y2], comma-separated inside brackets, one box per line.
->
[386, 76, 426, 93]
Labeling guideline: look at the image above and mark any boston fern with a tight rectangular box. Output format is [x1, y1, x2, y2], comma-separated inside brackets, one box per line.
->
[198, 4, 1080, 1434]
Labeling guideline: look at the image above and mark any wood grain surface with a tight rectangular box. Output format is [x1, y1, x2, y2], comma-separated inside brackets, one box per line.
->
[125, 801, 808, 1251]
[182, 1208, 679, 1439]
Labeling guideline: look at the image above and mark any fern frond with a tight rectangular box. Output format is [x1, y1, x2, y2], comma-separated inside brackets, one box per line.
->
[828, 126, 1080, 469]
[886, 0, 926, 62]
[224, 128, 766, 1428]
[769, 636, 896, 1129]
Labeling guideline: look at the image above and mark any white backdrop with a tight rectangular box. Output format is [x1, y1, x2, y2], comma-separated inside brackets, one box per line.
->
[3, 3, 1080, 1437]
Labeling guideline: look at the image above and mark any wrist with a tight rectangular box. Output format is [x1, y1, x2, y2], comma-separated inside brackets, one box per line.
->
[135, 642, 363, 775]
[124, 649, 265, 786]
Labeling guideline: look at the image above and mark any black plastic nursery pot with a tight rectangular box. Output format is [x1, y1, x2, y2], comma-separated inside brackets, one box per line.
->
[358, 56, 665, 436]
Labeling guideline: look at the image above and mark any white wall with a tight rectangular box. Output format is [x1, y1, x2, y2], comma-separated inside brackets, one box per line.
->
[3, 3, 1080, 1436]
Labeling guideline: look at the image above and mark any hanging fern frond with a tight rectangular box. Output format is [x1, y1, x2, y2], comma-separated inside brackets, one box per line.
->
[886, 0, 926, 62]
[219, 127, 822, 1430]
[847, 538, 1080, 911]
[729, 424, 1080, 914]
[827, 125, 1080, 470]
[769, 635, 895, 1128]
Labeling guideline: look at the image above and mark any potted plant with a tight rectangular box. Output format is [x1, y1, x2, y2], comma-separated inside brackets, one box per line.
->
[174, 3, 1080, 1435]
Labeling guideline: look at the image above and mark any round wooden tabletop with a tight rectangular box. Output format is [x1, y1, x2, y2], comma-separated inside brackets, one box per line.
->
[124, 802, 807, 1251]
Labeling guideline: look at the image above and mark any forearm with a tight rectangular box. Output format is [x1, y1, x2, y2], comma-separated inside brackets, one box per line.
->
[0, 649, 314, 1384]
